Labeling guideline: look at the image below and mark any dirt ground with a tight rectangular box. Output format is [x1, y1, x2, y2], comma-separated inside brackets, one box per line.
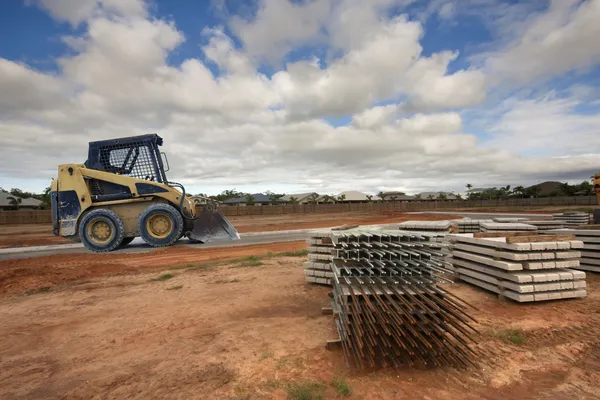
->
[1, 242, 600, 399]
[0, 212, 456, 248]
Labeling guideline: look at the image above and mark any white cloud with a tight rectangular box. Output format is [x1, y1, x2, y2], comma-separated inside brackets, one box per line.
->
[28, 0, 147, 25]
[229, 0, 333, 64]
[483, 0, 600, 83]
[485, 92, 600, 156]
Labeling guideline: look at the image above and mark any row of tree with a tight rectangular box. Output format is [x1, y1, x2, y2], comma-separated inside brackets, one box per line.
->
[464, 180, 596, 200]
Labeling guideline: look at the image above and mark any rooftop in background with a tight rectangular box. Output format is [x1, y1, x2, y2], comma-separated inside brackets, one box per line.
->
[279, 192, 318, 202]
[336, 191, 381, 202]
[222, 193, 278, 204]
[0, 192, 43, 208]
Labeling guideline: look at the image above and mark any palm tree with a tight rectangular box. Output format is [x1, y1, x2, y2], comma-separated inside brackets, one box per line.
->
[366, 194, 373, 202]
[513, 186, 525, 198]
[437, 193, 448, 201]
[377, 191, 386, 202]
[308, 193, 320, 204]
[389, 195, 398, 202]
[529, 186, 541, 198]
[244, 194, 255, 205]
[466, 183, 473, 191]
[427, 194, 435, 201]
[337, 194, 346, 202]
[267, 193, 281, 205]
[289, 196, 299, 205]
[414, 194, 422, 201]
[7, 196, 22, 210]
[322, 195, 335, 204]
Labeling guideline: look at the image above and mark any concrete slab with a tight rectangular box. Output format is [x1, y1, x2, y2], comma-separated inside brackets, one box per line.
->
[452, 250, 523, 270]
[576, 264, 600, 272]
[580, 251, 600, 259]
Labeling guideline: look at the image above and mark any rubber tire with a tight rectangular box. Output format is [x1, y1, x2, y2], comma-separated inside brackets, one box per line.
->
[594, 209, 600, 225]
[119, 237, 135, 247]
[79, 208, 125, 253]
[138, 203, 183, 248]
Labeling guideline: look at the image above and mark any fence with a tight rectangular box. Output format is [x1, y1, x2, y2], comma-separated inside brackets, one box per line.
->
[1, 196, 597, 225]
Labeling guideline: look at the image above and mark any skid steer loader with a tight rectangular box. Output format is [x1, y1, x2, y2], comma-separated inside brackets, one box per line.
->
[49, 134, 240, 252]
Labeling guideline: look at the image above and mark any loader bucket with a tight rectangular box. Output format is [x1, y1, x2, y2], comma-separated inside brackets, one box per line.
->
[188, 204, 240, 243]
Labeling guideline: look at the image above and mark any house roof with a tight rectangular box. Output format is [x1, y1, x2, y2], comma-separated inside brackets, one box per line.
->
[336, 191, 381, 201]
[279, 192, 318, 202]
[222, 193, 275, 204]
[0, 192, 43, 207]
[384, 194, 416, 201]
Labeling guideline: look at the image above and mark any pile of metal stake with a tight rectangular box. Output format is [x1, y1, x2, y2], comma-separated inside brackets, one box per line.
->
[328, 230, 479, 369]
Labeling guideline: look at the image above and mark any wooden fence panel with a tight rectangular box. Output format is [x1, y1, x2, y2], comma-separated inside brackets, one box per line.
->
[1, 195, 597, 225]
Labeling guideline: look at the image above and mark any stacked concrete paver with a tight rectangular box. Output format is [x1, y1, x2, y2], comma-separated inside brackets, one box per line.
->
[455, 218, 482, 233]
[552, 212, 590, 226]
[521, 220, 566, 230]
[447, 234, 586, 302]
[480, 222, 538, 232]
[397, 220, 453, 232]
[544, 229, 600, 273]
[304, 230, 334, 285]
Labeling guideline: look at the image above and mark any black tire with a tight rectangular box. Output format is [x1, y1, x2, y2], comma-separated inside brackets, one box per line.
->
[78, 208, 125, 252]
[594, 209, 600, 225]
[119, 237, 135, 247]
[138, 203, 183, 247]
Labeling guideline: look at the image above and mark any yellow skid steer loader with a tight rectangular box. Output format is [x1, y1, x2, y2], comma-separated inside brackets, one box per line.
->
[50, 134, 240, 252]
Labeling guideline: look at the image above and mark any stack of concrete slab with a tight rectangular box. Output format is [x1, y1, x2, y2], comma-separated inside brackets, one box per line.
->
[544, 229, 600, 272]
[304, 231, 334, 285]
[455, 219, 481, 233]
[522, 220, 566, 230]
[480, 221, 538, 232]
[397, 220, 453, 232]
[493, 217, 529, 223]
[552, 212, 590, 226]
[447, 234, 586, 302]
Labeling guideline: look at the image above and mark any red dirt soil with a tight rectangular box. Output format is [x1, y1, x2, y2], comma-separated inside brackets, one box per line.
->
[0, 212, 455, 248]
[1, 252, 599, 399]
[0, 241, 307, 297]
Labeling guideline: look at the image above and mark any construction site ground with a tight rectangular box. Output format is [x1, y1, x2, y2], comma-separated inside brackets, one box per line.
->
[0, 212, 455, 248]
[2, 238, 600, 399]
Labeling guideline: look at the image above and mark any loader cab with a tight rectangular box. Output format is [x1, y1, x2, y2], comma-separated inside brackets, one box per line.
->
[84, 134, 169, 183]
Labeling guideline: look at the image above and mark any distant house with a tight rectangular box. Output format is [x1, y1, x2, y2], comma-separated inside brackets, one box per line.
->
[379, 191, 416, 202]
[222, 193, 278, 206]
[418, 191, 459, 201]
[332, 191, 380, 203]
[0, 192, 44, 210]
[279, 192, 319, 204]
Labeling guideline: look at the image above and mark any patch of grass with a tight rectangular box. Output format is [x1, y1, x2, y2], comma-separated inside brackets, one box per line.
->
[212, 278, 241, 284]
[260, 351, 274, 360]
[286, 380, 326, 400]
[492, 328, 527, 345]
[25, 286, 53, 296]
[232, 255, 265, 268]
[277, 249, 309, 257]
[261, 378, 283, 391]
[166, 285, 183, 291]
[169, 261, 219, 271]
[150, 273, 174, 282]
[332, 376, 352, 397]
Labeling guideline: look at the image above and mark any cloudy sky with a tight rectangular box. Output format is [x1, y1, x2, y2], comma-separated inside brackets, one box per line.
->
[1, 0, 600, 196]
